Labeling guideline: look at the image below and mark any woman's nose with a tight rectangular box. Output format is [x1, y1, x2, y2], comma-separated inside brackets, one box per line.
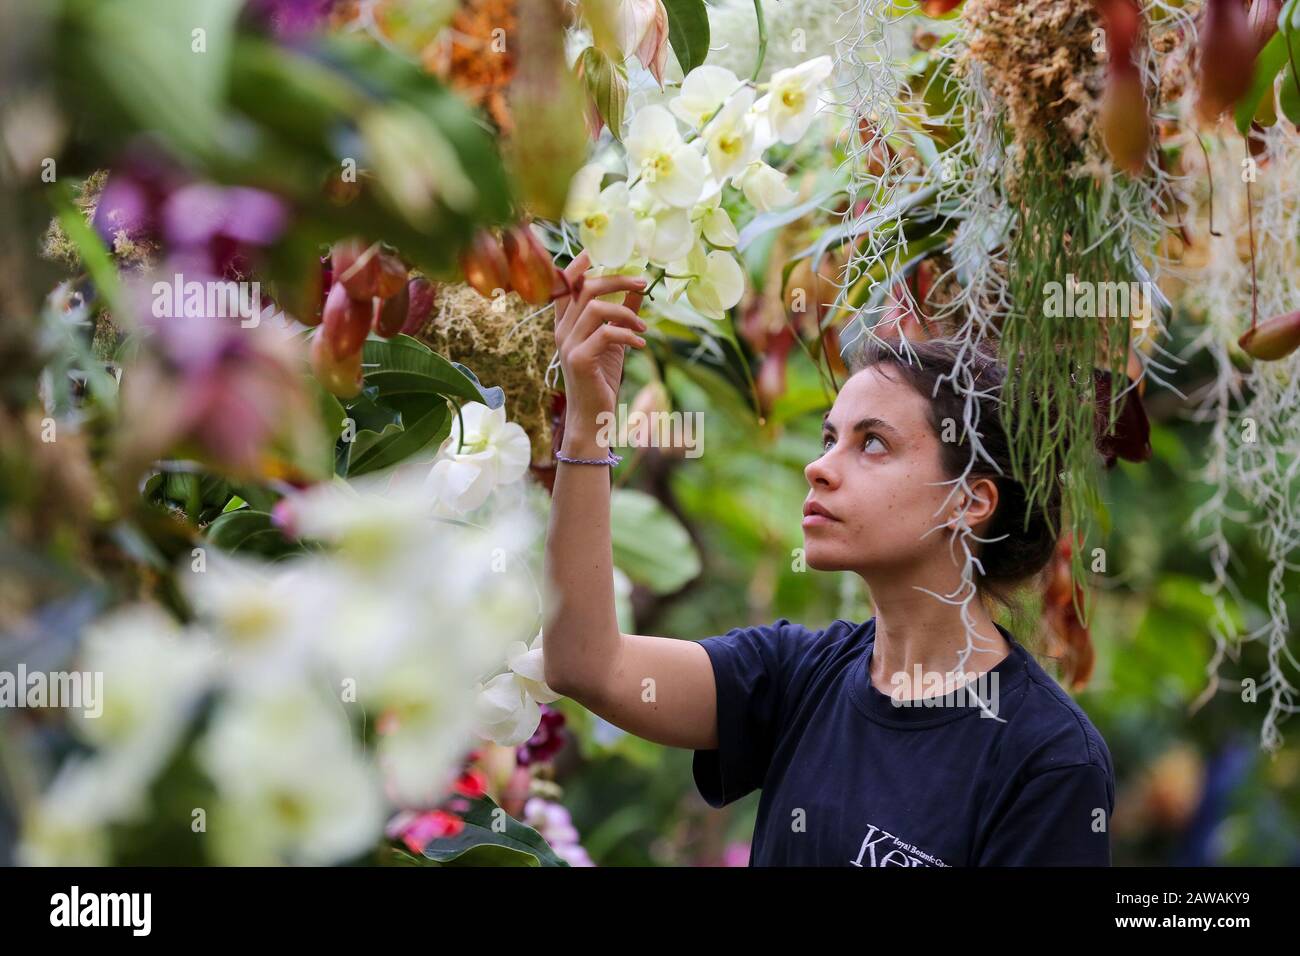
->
[805, 451, 837, 488]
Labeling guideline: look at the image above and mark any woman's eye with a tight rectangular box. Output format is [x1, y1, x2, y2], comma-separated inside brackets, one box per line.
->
[821, 435, 834, 452]
[864, 435, 886, 453]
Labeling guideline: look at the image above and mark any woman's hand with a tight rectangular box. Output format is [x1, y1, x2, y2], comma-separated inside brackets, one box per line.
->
[552, 250, 648, 433]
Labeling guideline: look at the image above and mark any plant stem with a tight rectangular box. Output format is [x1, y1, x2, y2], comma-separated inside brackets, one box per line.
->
[1246, 176, 1258, 332]
[750, 0, 768, 83]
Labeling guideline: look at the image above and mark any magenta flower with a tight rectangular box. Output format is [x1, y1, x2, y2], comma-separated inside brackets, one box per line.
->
[516, 704, 566, 767]
[522, 797, 594, 867]
[245, 0, 338, 38]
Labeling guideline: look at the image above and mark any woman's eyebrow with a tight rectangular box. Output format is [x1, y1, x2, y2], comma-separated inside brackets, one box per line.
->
[822, 415, 902, 440]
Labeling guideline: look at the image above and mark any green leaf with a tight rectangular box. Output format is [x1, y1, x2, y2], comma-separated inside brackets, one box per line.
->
[78, 0, 243, 160]
[578, 45, 628, 140]
[362, 335, 486, 403]
[347, 403, 451, 476]
[419, 794, 569, 867]
[1235, 30, 1290, 134]
[1281, 61, 1300, 125]
[450, 361, 505, 409]
[205, 509, 296, 558]
[663, 0, 711, 76]
[610, 488, 702, 593]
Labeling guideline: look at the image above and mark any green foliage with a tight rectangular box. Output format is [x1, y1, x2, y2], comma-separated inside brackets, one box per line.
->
[662, 0, 711, 76]
[415, 795, 570, 866]
[610, 488, 702, 593]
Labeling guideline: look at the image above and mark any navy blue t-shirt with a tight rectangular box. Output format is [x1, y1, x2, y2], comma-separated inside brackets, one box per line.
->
[693, 617, 1115, 866]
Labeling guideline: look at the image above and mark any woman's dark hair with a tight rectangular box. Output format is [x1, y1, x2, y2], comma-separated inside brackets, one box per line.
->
[843, 335, 1062, 608]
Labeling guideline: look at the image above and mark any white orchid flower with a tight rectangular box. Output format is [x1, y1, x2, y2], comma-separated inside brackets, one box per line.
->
[737, 160, 797, 211]
[506, 630, 563, 704]
[702, 86, 758, 183]
[279, 472, 439, 570]
[473, 671, 542, 747]
[670, 65, 745, 129]
[754, 55, 833, 145]
[198, 683, 385, 865]
[666, 244, 745, 320]
[472, 630, 561, 746]
[626, 105, 707, 208]
[72, 604, 214, 754]
[692, 187, 739, 248]
[630, 180, 695, 265]
[565, 165, 637, 268]
[428, 402, 532, 513]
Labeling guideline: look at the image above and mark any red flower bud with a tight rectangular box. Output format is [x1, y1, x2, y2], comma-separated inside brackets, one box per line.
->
[373, 281, 409, 338]
[1197, 0, 1257, 123]
[920, 0, 964, 15]
[376, 252, 409, 300]
[460, 229, 512, 300]
[502, 223, 561, 306]
[402, 277, 437, 336]
[309, 327, 364, 398]
[330, 238, 383, 301]
[1238, 309, 1300, 360]
[320, 281, 373, 359]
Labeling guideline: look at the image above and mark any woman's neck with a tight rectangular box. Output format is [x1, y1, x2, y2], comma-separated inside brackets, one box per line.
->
[863, 578, 1010, 698]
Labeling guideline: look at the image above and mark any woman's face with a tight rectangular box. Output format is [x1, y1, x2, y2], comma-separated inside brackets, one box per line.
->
[802, 365, 980, 576]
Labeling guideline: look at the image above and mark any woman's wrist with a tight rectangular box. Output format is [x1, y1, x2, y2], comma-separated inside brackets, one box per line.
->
[560, 414, 613, 460]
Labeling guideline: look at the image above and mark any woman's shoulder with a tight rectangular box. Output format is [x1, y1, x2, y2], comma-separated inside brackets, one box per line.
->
[999, 641, 1114, 782]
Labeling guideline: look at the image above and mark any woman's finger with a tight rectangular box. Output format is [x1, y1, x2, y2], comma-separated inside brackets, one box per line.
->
[563, 249, 591, 287]
[570, 298, 648, 345]
[569, 323, 647, 364]
[561, 274, 648, 332]
[553, 250, 591, 329]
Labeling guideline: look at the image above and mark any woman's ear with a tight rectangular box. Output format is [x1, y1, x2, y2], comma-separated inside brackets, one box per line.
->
[949, 477, 999, 532]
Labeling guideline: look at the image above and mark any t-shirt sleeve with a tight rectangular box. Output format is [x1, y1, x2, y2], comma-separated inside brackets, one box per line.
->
[975, 761, 1114, 866]
[692, 617, 821, 809]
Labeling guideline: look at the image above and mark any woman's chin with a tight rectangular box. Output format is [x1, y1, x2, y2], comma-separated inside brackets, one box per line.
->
[800, 542, 840, 572]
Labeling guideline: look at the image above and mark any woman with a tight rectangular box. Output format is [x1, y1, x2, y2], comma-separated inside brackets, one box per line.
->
[541, 251, 1115, 866]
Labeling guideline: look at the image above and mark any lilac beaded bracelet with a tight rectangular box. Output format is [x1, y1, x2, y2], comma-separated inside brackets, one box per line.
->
[554, 449, 623, 466]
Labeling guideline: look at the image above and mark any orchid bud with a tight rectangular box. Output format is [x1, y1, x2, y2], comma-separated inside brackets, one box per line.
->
[374, 281, 410, 338]
[460, 229, 512, 300]
[1238, 309, 1300, 360]
[402, 277, 437, 336]
[376, 251, 409, 300]
[309, 327, 364, 398]
[637, 1, 670, 90]
[1196, 0, 1256, 123]
[616, 0, 671, 89]
[331, 238, 383, 301]
[784, 255, 841, 334]
[1247, 0, 1283, 56]
[502, 223, 561, 306]
[320, 281, 373, 359]
[1093, 0, 1150, 174]
[920, 0, 965, 15]
[1100, 69, 1151, 174]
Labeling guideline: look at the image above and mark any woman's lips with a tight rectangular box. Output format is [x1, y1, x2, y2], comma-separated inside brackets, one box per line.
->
[802, 513, 839, 528]
[802, 500, 840, 527]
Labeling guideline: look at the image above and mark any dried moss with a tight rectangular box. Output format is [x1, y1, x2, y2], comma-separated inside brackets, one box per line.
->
[41, 169, 160, 272]
[962, 0, 1105, 168]
[412, 282, 558, 465]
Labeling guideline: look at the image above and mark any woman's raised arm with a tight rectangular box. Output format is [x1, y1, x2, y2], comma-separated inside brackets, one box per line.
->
[541, 252, 719, 751]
